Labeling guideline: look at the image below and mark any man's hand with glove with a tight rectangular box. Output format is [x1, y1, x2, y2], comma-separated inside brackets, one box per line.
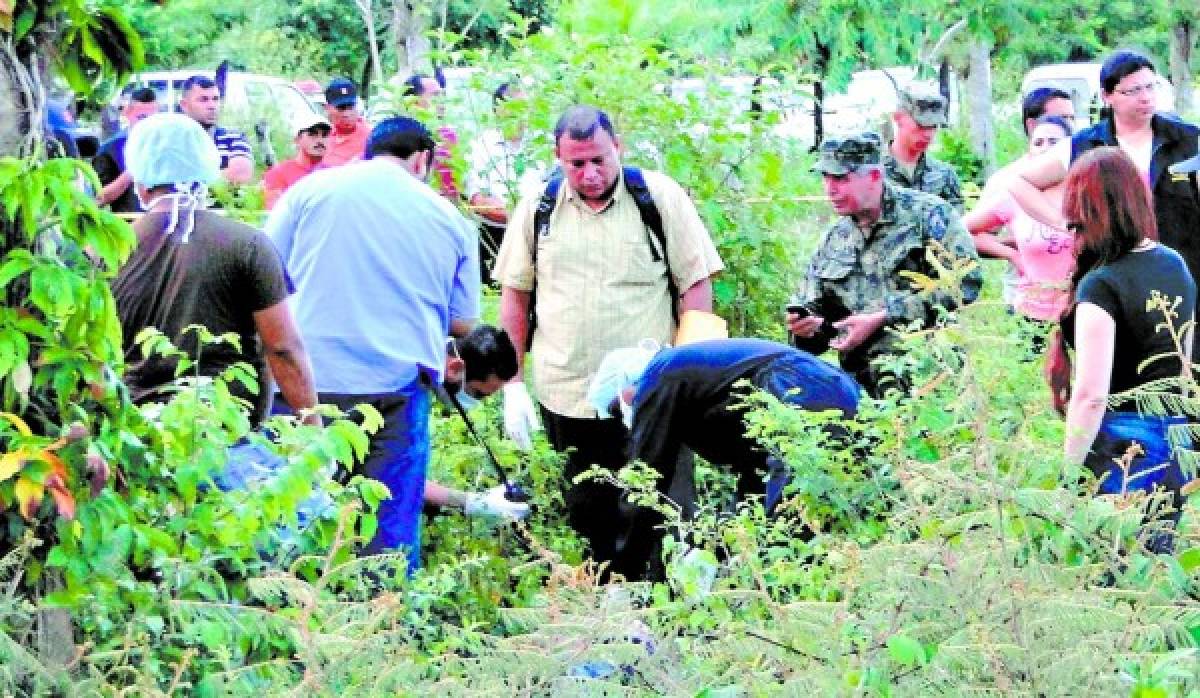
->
[465, 485, 531, 522]
[502, 382, 541, 450]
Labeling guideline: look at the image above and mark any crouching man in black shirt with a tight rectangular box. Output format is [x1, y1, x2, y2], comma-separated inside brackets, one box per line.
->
[586, 338, 861, 578]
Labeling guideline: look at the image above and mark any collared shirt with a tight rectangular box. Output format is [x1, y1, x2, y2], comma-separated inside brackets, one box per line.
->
[262, 156, 323, 209]
[795, 183, 981, 384]
[212, 125, 252, 170]
[265, 158, 480, 394]
[466, 128, 546, 207]
[494, 169, 724, 418]
[324, 118, 370, 167]
[883, 150, 964, 211]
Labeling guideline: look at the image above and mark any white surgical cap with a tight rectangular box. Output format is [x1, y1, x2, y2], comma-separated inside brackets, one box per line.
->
[125, 113, 221, 189]
[587, 339, 664, 417]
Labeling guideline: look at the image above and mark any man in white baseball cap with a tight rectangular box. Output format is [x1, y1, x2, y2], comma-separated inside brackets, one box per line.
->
[262, 112, 332, 209]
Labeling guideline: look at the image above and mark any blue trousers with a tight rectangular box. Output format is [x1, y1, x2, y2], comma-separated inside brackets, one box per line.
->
[1085, 411, 1189, 554]
[753, 353, 861, 512]
[1085, 412, 1189, 495]
[276, 381, 432, 574]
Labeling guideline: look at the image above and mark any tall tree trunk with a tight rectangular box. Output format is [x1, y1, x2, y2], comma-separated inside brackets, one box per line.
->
[1169, 19, 1195, 115]
[393, 0, 432, 77]
[965, 38, 996, 178]
[0, 41, 36, 158]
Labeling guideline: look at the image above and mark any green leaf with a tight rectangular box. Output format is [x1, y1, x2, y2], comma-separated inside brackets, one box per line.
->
[1178, 547, 1200, 574]
[887, 634, 926, 667]
[13, 7, 35, 41]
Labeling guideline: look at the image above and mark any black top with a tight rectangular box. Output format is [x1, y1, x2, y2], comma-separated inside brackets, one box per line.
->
[1071, 113, 1200, 351]
[113, 211, 291, 425]
[1068, 245, 1196, 412]
[628, 339, 858, 470]
[92, 133, 141, 214]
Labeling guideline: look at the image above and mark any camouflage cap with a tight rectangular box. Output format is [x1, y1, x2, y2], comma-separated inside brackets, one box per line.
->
[812, 132, 884, 176]
[898, 81, 949, 128]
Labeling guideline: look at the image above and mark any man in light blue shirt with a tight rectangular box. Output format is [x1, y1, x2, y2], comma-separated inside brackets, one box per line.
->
[266, 116, 480, 573]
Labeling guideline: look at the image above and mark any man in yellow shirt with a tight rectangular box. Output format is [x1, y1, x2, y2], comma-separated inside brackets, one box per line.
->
[493, 105, 724, 579]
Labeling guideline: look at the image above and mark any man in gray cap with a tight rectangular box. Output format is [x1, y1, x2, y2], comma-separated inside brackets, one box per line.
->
[883, 82, 964, 211]
[787, 132, 982, 397]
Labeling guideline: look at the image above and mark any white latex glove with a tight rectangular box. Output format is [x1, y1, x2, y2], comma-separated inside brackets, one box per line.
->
[502, 382, 541, 451]
[464, 485, 530, 522]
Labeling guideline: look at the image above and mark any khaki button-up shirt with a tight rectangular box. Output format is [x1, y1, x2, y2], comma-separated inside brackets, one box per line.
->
[494, 169, 724, 418]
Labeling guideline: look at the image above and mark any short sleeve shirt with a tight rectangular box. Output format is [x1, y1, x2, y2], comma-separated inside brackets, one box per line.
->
[1069, 245, 1196, 411]
[266, 158, 480, 393]
[262, 158, 320, 209]
[113, 211, 290, 425]
[324, 119, 370, 167]
[493, 168, 724, 418]
[213, 126, 252, 170]
[92, 132, 140, 214]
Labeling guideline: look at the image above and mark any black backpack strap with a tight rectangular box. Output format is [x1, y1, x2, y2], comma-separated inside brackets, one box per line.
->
[526, 176, 564, 350]
[623, 166, 679, 323]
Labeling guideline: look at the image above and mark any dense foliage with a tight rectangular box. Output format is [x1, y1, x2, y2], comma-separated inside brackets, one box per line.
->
[1, 2, 1198, 695]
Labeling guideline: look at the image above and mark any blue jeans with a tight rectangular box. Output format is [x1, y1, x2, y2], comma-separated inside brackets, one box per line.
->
[277, 380, 432, 575]
[1085, 412, 1189, 495]
[1085, 411, 1189, 554]
[753, 353, 861, 512]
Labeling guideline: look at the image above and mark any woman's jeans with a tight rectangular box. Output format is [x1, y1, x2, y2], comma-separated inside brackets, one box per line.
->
[1084, 411, 1190, 553]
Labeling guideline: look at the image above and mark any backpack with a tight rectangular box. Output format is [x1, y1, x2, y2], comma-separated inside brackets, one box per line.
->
[526, 166, 678, 348]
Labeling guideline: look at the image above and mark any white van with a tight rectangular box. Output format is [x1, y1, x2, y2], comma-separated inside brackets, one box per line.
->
[1021, 62, 1176, 124]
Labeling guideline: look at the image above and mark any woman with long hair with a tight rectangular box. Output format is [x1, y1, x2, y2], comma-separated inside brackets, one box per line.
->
[1012, 50, 1200, 352]
[1049, 147, 1195, 552]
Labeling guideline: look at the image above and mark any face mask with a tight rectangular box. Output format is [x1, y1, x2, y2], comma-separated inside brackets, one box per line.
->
[137, 183, 206, 243]
[446, 381, 481, 411]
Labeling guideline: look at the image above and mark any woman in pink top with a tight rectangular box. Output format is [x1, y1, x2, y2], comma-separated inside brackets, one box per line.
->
[965, 115, 1074, 321]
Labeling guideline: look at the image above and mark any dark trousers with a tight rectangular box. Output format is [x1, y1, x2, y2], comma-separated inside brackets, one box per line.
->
[539, 405, 693, 581]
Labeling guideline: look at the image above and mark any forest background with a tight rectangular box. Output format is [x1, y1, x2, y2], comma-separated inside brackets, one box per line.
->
[0, 0, 1198, 695]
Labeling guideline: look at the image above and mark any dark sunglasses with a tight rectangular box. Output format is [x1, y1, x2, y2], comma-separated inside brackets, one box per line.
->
[301, 126, 331, 137]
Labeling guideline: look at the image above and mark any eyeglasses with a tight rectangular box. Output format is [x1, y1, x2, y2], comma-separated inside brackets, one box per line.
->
[1114, 82, 1158, 98]
[1031, 136, 1062, 148]
[334, 103, 357, 111]
[301, 127, 331, 137]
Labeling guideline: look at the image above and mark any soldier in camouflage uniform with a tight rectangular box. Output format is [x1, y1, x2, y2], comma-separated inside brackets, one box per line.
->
[883, 82, 964, 211]
[788, 132, 982, 397]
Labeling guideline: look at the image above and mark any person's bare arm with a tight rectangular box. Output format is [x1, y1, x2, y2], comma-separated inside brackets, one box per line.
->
[499, 287, 531, 380]
[424, 481, 467, 509]
[223, 156, 255, 185]
[97, 171, 132, 206]
[253, 300, 320, 426]
[469, 193, 509, 225]
[1063, 303, 1115, 466]
[679, 276, 714, 313]
[1010, 152, 1069, 230]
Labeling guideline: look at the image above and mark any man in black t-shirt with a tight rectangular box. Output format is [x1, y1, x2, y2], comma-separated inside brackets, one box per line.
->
[113, 113, 317, 426]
